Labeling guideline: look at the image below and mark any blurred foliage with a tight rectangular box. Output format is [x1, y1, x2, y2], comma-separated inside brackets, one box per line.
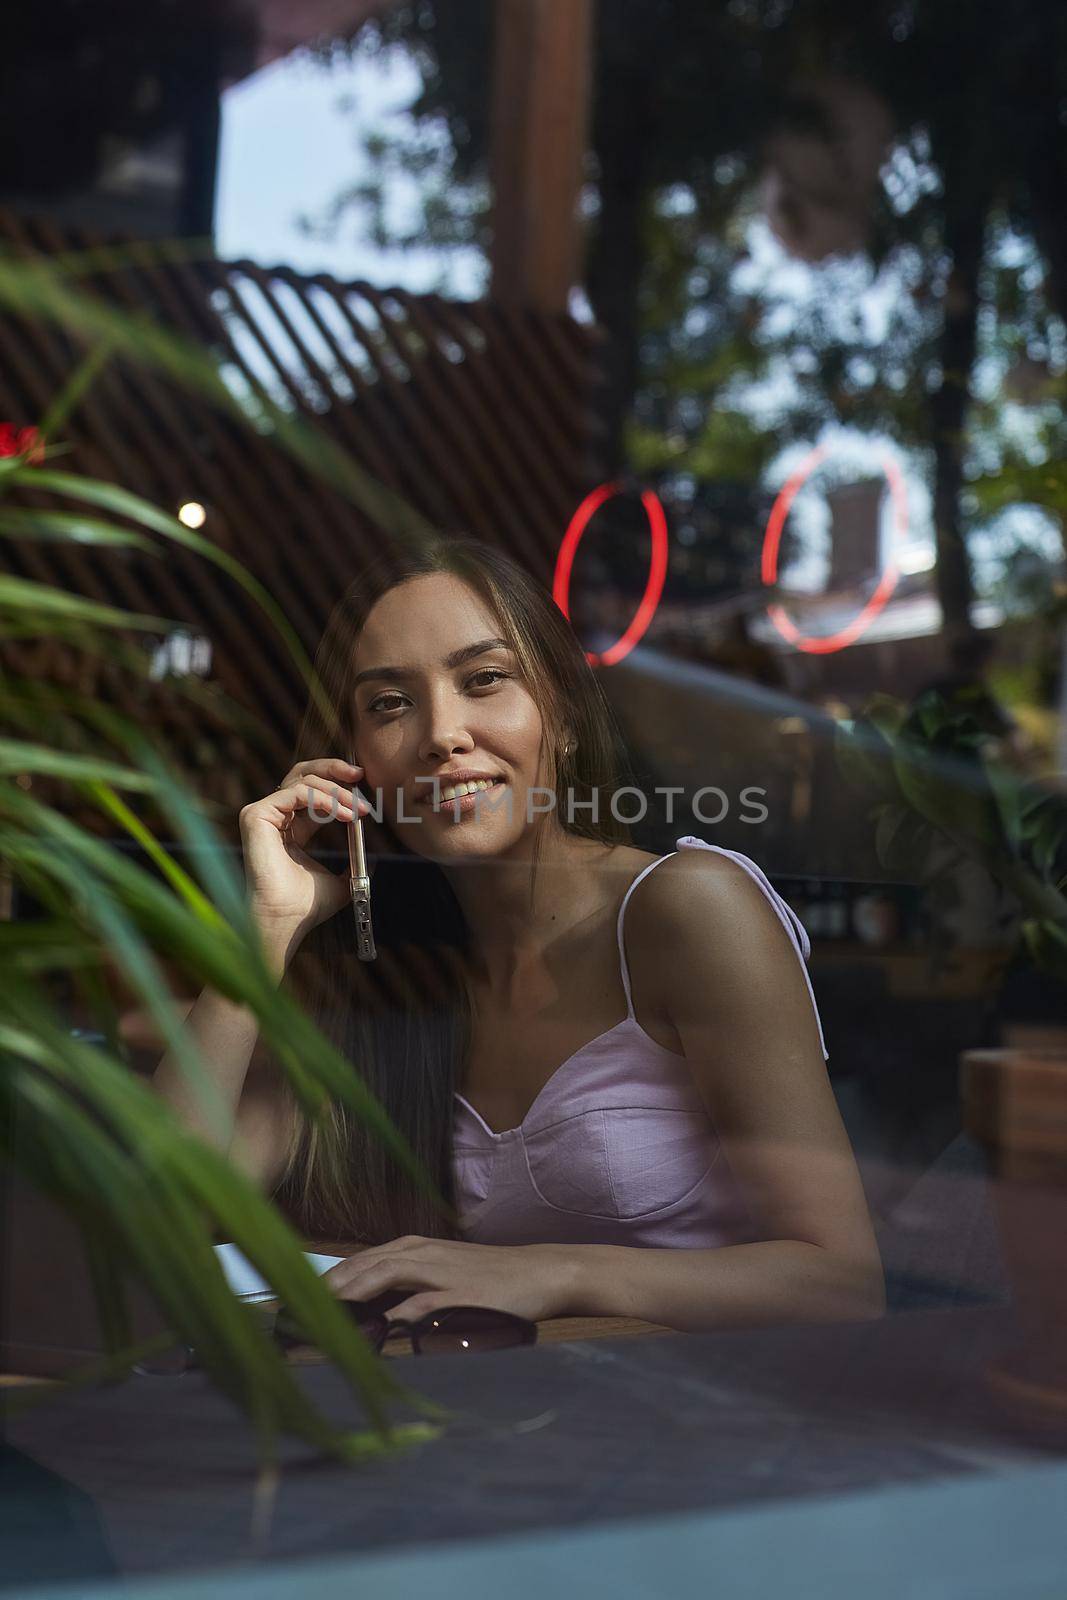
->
[835, 688, 1067, 985]
[0, 290, 457, 1465]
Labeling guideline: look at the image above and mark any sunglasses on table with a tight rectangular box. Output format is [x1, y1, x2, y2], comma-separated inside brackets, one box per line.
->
[274, 1288, 537, 1357]
[134, 1290, 536, 1375]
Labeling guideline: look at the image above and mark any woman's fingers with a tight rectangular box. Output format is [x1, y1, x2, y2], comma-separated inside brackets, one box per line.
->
[278, 756, 363, 792]
[275, 782, 349, 834]
[379, 1291, 456, 1325]
[330, 1258, 428, 1302]
[283, 777, 358, 817]
[322, 1237, 436, 1300]
[277, 779, 371, 849]
[268, 761, 364, 845]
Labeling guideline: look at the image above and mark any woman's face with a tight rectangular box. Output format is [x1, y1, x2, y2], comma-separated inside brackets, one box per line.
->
[350, 573, 557, 861]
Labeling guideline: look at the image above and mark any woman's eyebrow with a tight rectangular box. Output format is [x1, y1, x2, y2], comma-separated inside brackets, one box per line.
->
[353, 638, 513, 688]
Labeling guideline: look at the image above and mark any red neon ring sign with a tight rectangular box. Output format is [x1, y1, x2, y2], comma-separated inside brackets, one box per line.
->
[553, 482, 669, 667]
[761, 445, 907, 654]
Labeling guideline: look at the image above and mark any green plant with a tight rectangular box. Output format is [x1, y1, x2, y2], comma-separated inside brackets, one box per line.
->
[834, 687, 1067, 987]
[0, 260, 461, 1470]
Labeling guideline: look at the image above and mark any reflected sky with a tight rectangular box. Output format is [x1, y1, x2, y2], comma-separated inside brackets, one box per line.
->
[216, 44, 487, 297]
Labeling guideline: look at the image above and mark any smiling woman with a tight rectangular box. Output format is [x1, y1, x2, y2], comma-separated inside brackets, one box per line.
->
[159, 531, 884, 1335]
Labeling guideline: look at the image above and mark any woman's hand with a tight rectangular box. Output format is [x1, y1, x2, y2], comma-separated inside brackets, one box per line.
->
[321, 1236, 581, 1326]
[239, 757, 376, 963]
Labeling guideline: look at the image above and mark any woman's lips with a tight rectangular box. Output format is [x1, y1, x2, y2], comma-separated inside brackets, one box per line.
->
[418, 779, 508, 815]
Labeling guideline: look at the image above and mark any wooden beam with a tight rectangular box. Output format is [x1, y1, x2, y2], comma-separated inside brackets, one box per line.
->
[489, 0, 595, 314]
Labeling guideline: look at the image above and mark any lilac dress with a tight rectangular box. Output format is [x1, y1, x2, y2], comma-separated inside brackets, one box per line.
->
[453, 837, 829, 1248]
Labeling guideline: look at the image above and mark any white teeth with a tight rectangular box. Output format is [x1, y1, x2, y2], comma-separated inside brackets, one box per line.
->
[439, 778, 498, 802]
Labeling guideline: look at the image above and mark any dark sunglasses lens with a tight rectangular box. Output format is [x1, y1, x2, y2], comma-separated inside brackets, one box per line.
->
[416, 1308, 535, 1354]
[355, 1313, 389, 1350]
[134, 1343, 197, 1376]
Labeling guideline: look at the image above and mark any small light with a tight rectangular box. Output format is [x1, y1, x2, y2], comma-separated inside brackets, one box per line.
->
[16, 774, 32, 790]
[177, 501, 207, 529]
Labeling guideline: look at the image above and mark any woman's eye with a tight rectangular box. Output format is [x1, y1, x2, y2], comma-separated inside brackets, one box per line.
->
[367, 669, 509, 715]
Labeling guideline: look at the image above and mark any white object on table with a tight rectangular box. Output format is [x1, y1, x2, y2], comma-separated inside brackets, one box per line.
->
[213, 1242, 344, 1302]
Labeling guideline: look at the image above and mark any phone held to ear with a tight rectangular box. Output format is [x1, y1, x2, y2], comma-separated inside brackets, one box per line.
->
[346, 747, 377, 961]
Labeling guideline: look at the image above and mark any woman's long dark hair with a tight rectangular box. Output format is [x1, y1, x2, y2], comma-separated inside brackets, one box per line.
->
[272, 534, 638, 1244]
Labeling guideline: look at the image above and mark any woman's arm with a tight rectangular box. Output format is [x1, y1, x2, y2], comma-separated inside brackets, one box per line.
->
[564, 850, 885, 1331]
[150, 929, 298, 1186]
[555, 1234, 884, 1331]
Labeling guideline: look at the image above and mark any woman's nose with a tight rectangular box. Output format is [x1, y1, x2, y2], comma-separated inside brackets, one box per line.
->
[418, 696, 476, 765]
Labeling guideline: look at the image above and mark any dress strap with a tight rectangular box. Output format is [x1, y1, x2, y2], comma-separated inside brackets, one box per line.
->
[616, 854, 677, 1016]
[612, 839, 830, 1061]
[672, 836, 829, 1060]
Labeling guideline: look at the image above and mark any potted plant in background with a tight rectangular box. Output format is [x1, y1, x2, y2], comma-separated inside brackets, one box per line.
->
[835, 687, 1067, 1428]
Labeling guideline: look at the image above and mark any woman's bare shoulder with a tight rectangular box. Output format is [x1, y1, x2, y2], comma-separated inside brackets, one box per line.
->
[626, 845, 797, 1014]
[631, 841, 758, 910]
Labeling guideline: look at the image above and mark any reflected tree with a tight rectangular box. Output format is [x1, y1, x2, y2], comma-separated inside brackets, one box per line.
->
[302, 1, 1067, 641]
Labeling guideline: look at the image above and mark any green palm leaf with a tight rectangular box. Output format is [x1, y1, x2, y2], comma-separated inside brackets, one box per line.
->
[0, 508, 156, 552]
[0, 575, 169, 632]
[1, 999, 450, 1453]
[0, 252, 468, 1464]
[0, 786, 454, 1207]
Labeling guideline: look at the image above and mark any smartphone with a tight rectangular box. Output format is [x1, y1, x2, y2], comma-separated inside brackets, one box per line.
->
[345, 746, 377, 961]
